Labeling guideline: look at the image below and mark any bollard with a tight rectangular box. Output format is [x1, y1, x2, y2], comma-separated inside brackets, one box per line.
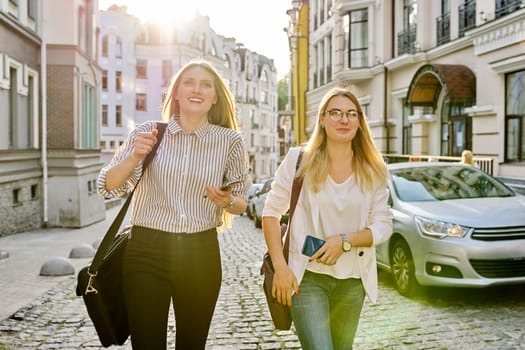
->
[39, 257, 75, 276]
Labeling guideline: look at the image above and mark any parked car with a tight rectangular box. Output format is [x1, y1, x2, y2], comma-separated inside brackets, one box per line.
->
[244, 182, 263, 219]
[250, 177, 290, 228]
[250, 178, 273, 228]
[377, 162, 525, 297]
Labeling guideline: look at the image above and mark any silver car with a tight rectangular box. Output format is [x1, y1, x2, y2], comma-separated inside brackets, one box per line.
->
[376, 162, 525, 297]
[251, 178, 273, 228]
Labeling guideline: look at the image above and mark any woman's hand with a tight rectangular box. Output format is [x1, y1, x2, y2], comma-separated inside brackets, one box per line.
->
[204, 185, 233, 208]
[132, 129, 159, 161]
[309, 235, 344, 265]
[272, 266, 299, 307]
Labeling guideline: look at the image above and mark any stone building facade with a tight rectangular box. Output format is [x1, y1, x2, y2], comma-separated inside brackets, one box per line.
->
[287, 0, 525, 186]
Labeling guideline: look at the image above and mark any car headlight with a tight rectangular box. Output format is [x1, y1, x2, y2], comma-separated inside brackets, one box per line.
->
[414, 216, 472, 239]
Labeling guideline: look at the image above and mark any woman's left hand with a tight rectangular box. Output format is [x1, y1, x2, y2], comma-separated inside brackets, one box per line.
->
[309, 235, 343, 265]
[204, 185, 233, 208]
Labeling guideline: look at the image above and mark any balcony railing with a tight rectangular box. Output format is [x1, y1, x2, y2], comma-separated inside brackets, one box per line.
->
[495, 0, 525, 19]
[397, 24, 417, 55]
[458, 0, 476, 37]
[436, 12, 451, 46]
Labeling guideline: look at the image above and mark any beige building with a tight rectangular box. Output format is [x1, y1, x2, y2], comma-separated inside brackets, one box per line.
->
[299, 0, 524, 188]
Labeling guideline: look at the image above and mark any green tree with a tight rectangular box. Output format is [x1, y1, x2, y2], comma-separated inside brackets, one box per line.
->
[277, 76, 289, 112]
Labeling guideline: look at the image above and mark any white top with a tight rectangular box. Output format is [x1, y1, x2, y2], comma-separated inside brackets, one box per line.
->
[306, 175, 360, 278]
[262, 147, 393, 303]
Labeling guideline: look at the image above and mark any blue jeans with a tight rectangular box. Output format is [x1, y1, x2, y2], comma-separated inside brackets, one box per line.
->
[291, 270, 365, 350]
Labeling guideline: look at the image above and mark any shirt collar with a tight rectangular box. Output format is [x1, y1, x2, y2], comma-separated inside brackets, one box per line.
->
[168, 117, 211, 138]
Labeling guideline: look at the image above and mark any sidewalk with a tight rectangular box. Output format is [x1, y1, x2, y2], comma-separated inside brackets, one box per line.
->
[0, 205, 122, 321]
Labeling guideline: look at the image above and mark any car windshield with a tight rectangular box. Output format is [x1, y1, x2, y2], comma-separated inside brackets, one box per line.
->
[391, 165, 515, 201]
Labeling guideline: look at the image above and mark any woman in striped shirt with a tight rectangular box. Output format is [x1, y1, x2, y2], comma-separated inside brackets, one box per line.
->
[97, 59, 250, 350]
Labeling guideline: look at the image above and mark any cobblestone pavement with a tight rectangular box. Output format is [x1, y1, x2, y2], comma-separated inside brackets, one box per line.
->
[0, 215, 524, 349]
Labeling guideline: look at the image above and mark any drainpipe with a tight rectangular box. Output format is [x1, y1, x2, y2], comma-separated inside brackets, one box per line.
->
[40, 2, 48, 226]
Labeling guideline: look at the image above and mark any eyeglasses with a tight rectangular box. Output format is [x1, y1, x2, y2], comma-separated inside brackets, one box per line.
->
[324, 109, 360, 122]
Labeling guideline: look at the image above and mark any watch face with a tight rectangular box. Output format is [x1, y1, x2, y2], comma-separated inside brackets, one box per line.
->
[343, 241, 352, 251]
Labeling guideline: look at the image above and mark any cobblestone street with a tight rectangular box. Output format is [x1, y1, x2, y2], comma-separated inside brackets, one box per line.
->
[1, 215, 524, 349]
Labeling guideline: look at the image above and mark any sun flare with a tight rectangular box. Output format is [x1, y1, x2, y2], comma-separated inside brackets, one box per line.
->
[101, 0, 199, 25]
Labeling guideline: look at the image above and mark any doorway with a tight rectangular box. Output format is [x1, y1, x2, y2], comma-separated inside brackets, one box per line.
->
[448, 115, 471, 156]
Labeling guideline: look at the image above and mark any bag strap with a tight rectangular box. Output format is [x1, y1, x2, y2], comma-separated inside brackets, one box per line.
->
[282, 148, 304, 263]
[89, 122, 167, 274]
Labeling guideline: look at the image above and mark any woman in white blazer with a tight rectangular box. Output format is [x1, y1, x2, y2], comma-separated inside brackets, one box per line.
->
[262, 87, 393, 349]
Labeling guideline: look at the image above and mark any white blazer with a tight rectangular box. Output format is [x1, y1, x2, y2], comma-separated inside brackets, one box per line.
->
[262, 147, 393, 303]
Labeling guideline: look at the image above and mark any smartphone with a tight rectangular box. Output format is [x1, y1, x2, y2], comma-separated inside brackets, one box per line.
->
[302, 235, 326, 257]
[220, 179, 241, 191]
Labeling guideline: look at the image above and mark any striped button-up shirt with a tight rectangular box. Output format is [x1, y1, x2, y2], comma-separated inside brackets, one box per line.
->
[97, 118, 250, 233]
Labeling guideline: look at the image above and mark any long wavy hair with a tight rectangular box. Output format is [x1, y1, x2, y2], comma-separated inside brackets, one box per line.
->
[161, 59, 238, 229]
[161, 59, 238, 131]
[298, 86, 388, 193]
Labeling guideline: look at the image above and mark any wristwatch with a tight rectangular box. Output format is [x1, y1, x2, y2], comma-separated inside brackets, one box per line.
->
[341, 233, 352, 252]
[224, 197, 235, 210]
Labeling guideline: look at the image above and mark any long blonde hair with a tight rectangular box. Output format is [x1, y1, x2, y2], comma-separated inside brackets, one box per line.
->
[161, 59, 238, 229]
[298, 86, 388, 192]
[161, 59, 238, 131]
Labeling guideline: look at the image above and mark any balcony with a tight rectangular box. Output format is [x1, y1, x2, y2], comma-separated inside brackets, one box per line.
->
[458, 0, 476, 37]
[436, 12, 451, 46]
[397, 24, 417, 55]
[495, 0, 525, 19]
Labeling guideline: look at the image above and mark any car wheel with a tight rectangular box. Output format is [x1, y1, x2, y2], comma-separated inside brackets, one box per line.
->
[390, 238, 419, 297]
[254, 212, 262, 228]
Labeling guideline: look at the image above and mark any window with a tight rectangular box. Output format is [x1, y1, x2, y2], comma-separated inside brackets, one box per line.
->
[505, 70, 525, 162]
[116, 105, 122, 126]
[13, 188, 21, 206]
[162, 60, 172, 85]
[398, 0, 417, 55]
[102, 104, 108, 126]
[436, 0, 450, 46]
[458, 0, 476, 37]
[402, 98, 412, 154]
[136, 59, 147, 79]
[24, 75, 34, 148]
[346, 9, 368, 68]
[9, 67, 17, 148]
[116, 71, 122, 92]
[102, 36, 108, 57]
[115, 37, 122, 58]
[31, 184, 38, 200]
[83, 83, 96, 148]
[260, 91, 268, 104]
[28, 0, 37, 20]
[102, 70, 108, 90]
[136, 93, 147, 111]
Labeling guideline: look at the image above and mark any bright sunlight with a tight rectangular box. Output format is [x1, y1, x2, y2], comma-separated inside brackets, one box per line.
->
[98, 0, 290, 76]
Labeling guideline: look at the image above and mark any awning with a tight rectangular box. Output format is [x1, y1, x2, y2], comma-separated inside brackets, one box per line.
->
[406, 64, 476, 106]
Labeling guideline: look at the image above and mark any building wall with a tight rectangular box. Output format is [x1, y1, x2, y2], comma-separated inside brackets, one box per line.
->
[44, 0, 105, 228]
[0, 0, 42, 236]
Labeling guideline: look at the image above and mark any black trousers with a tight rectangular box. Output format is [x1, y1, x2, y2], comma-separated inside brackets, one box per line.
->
[122, 225, 221, 350]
